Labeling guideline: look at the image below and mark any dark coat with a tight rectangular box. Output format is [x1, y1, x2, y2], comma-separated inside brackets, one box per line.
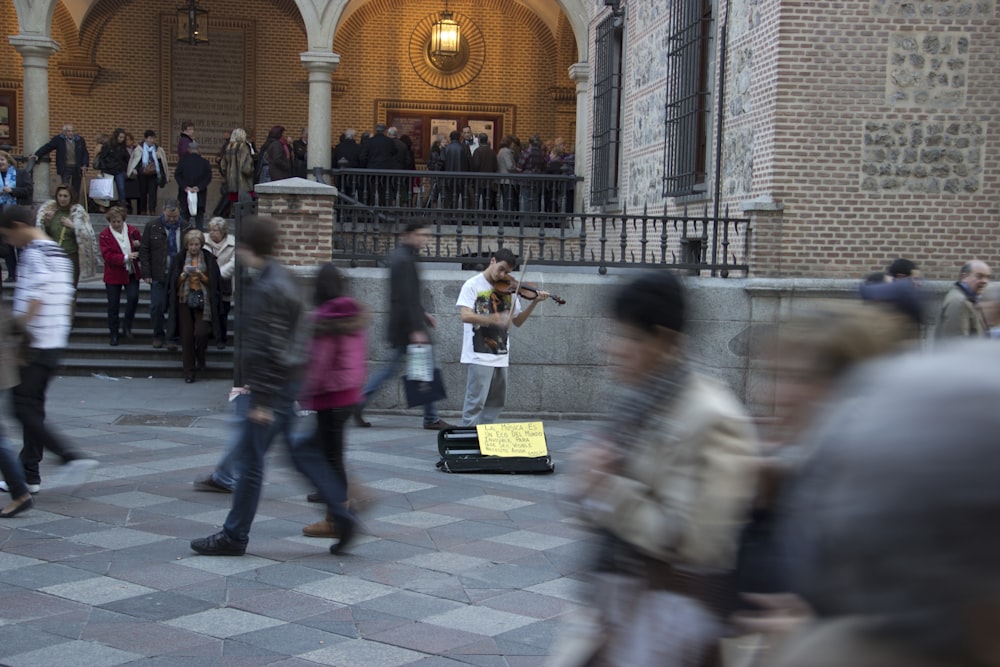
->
[34, 133, 90, 175]
[177, 132, 194, 160]
[333, 138, 361, 168]
[263, 139, 293, 181]
[387, 243, 429, 349]
[359, 133, 398, 169]
[443, 141, 471, 172]
[165, 247, 223, 342]
[292, 138, 308, 178]
[471, 146, 499, 173]
[138, 216, 194, 282]
[174, 154, 213, 213]
[96, 142, 130, 175]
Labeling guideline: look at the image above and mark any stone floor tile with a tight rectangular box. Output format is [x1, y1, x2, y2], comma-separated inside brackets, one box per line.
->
[2, 639, 141, 667]
[485, 530, 573, 551]
[70, 527, 175, 549]
[456, 495, 536, 512]
[399, 551, 493, 575]
[294, 574, 397, 604]
[422, 606, 537, 637]
[165, 607, 287, 638]
[367, 621, 487, 655]
[176, 553, 280, 575]
[366, 478, 439, 494]
[375, 511, 464, 529]
[356, 590, 466, 621]
[98, 589, 217, 620]
[523, 577, 587, 604]
[231, 621, 348, 655]
[41, 576, 158, 605]
[299, 637, 426, 667]
[91, 491, 176, 507]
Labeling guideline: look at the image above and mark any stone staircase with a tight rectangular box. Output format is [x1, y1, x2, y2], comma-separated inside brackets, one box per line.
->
[3, 214, 235, 380]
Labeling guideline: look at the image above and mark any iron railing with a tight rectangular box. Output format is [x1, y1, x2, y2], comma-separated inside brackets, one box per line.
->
[235, 172, 751, 276]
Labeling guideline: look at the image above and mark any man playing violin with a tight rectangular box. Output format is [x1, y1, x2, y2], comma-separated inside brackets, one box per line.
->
[456, 248, 549, 425]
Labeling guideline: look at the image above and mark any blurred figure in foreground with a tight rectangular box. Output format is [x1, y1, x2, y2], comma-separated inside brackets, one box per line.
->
[549, 271, 758, 667]
[295, 263, 368, 538]
[768, 342, 1000, 666]
[190, 216, 355, 556]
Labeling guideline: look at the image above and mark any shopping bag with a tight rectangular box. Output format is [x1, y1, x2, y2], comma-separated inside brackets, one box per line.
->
[406, 344, 434, 382]
[403, 368, 447, 408]
[89, 176, 115, 201]
[187, 191, 199, 215]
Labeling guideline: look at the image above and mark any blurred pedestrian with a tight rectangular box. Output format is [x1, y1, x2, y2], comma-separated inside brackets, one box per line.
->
[296, 263, 368, 538]
[935, 260, 990, 339]
[0, 206, 97, 496]
[771, 342, 1000, 666]
[191, 216, 355, 556]
[0, 302, 32, 518]
[549, 271, 758, 667]
[356, 221, 450, 430]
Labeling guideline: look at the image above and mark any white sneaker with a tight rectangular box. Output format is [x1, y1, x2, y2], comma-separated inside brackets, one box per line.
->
[47, 459, 99, 490]
[0, 481, 40, 494]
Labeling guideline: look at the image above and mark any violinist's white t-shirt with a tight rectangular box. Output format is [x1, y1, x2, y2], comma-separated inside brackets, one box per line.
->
[456, 272, 522, 367]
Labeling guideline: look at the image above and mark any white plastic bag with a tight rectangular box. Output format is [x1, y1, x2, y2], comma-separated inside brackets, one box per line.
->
[89, 176, 115, 201]
[406, 344, 434, 382]
[187, 190, 199, 215]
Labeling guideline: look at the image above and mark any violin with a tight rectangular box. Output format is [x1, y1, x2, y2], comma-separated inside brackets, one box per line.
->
[492, 277, 566, 305]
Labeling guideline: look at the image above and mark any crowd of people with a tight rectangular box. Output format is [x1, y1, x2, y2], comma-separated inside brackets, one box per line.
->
[333, 123, 576, 212]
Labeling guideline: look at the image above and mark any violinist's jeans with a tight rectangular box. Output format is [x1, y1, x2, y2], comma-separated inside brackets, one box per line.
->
[361, 346, 440, 426]
[461, 364, 507, 426]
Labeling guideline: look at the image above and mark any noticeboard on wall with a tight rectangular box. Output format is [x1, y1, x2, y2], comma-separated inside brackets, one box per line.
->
[379, 100, 514, 167]
[0, 91, 16, 148]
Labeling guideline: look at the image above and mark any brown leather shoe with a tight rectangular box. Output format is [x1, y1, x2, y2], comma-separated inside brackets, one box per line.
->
[302, 518, 338, 538]
[423, 420, 454, 430]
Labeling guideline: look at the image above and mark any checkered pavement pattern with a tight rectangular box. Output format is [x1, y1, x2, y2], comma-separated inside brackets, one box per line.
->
[0, 377, 597, 666]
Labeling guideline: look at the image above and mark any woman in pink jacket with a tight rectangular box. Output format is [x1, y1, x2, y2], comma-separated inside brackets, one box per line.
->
[292, 263, 369, 546]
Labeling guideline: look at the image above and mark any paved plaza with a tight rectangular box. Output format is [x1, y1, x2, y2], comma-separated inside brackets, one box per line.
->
[0, 375, 598, 666]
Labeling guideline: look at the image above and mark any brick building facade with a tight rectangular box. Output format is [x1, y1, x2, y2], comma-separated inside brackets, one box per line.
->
[601, 0, 1000, 279]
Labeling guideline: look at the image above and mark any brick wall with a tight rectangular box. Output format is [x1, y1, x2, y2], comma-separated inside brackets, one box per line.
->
[604, 0, 1000, 279]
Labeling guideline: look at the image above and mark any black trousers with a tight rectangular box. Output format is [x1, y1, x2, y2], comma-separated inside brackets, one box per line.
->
[138, 173, 159, 215]
[106, 276, 140, 335]
[13, 348, 81, 485]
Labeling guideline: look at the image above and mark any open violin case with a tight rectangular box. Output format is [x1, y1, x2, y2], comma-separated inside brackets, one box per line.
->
[435, 427, 555, 474]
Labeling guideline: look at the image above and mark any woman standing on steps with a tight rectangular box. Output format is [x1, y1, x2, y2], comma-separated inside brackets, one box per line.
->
[36, 184, 99, 288]
[166, 229, 222, 383]
[98, 206, 142, 346]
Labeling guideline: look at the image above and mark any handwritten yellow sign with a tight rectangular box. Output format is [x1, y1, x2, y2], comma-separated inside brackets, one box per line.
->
[476, 421, 548, 458]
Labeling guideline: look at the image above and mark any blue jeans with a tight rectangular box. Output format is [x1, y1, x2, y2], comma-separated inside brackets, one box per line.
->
[362, 346, 440, 425]
[149, 280, 166, 342]
[113, 171, 127, 206]
[0, 393, 29, 498]
[221, 385, 300, 545]
[211, 391, 298, 489]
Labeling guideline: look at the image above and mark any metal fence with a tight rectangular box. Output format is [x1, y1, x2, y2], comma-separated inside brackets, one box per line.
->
[235, 172, 751, 276]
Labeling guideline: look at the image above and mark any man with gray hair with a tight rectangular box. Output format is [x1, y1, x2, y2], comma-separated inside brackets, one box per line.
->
[139, 199, 193, 349]
[774, 342, 1000, 665]
[935, 260, 991, 339]
[32, 124, 90, 201]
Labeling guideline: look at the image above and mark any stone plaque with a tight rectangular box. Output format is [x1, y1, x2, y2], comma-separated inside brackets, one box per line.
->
[167, 22, 250, 156]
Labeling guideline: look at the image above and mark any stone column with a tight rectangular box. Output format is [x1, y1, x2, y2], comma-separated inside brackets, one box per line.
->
[10, 35, 59, 203]
[568, 63, 589, 212]
[300, 51, 340, 183]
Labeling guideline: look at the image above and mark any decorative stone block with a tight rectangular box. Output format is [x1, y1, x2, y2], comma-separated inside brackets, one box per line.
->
[886, 32, 969, 109]
[722, 127, 754, 197]
[626, 152, 665, 209]
[861, 120, 986, 194]
[871, 0, 995, 18]
[631, 88, 667, 149]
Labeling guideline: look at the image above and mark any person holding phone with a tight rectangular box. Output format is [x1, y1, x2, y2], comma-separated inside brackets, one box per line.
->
[165, 229, 222, 383]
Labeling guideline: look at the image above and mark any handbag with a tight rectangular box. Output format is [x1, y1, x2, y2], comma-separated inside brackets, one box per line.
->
[142, 160, 157, 176]
[186, 289, 205, 309]
[403, 367, 447, 407]
[89, 176, 115, 201]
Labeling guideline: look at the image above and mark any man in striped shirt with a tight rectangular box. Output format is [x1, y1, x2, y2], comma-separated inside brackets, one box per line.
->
[0, 206, 96, 495]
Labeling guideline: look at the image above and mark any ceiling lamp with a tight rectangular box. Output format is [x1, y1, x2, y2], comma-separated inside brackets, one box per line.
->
[431, 1, 460, 57]
[177, 0, 209, 45]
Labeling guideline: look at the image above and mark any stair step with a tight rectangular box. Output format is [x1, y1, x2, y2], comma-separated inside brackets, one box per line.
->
[60, 357, 233, 379]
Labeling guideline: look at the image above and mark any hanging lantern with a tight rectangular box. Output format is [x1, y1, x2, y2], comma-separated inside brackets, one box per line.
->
[177, 0, 209, 45]
[431, 3, 460, 57]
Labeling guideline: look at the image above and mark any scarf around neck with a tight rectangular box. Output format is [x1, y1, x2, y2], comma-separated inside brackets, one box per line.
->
[110, 224, 133, 274]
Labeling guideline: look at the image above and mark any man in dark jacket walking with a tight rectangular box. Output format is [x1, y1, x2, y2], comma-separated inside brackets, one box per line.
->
[174, 142, 212, 230]
[355, 221, 451, 430]
[191, 215, 356, 556]
[33, 124, 89, 201]
[139, 199, 193, 349]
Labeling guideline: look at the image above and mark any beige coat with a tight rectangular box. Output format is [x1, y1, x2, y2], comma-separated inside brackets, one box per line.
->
[126, 144, 169, 181]
[935, 284, 987, 339]
[549, 373, 758, 667]
[582, 373, 758, 569]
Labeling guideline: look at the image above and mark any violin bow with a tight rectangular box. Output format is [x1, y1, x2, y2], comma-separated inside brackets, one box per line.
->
[504, 255, 530, 329]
